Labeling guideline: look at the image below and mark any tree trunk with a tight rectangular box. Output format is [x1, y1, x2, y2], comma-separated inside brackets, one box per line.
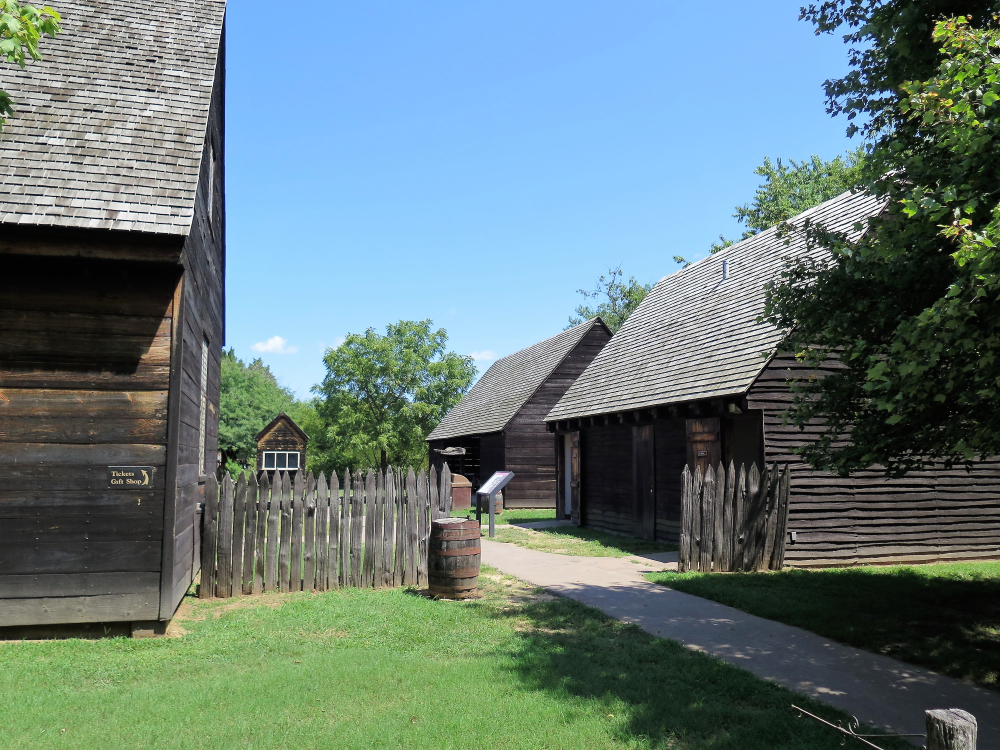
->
[381, 448, 388, 473]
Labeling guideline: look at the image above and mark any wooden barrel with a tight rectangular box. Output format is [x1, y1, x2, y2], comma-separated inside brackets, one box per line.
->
[428, 518, 481, 599]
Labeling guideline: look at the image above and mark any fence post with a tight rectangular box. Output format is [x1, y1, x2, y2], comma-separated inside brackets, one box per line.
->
[253, 471, 268, 594]
[217, 473, 235, 597]
[381, 469, 396, 588]
[242, 471, 259, 595]
[278, 472, 293, 592]
[303, 472, 316, 591]
[362, 470, 377, 588]
[690, 466, 703, 572]
[315, 473, 329, 591]
[439, 463, 453, 516]
[404, 469, 418, 586]
[700, 464, 715, 572]
[927, 709, 976, 750]
[265, 472, 279, 592]
[231, 472, 247, 598]
[328, 471, 341, 590]
[678, 465, 692, 572]
[719, 462, 735, 572]
[200, 474, 220, 598]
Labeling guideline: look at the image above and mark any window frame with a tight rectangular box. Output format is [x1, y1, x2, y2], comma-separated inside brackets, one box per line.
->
[261, 451, 301, 472]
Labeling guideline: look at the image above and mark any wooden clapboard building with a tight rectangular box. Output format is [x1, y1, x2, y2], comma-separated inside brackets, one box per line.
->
[0, 0, 227, 633]
[546, 190, 1000, 567]
[427, 319, 611, 509]
[256, 413, 308, 478]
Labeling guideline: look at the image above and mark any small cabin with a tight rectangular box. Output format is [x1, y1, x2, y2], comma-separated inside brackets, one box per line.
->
[546, 191, 1000, 567]
[0, 1, 227, 635]
[427, 319, 611, 510]
[256, 414, 308, 478]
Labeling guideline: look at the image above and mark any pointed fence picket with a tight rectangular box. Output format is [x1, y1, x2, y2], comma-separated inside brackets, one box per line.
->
[199, 464, 453, 598]
[678, 462, 791, 573]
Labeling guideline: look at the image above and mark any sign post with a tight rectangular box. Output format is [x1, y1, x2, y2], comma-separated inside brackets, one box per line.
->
[476, 471, 514, 538]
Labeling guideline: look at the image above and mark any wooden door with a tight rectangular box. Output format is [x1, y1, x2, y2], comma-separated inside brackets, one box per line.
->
[686, 418, 721, 475]
[632, 424, 655, 540]
[568, 431, 581, 526]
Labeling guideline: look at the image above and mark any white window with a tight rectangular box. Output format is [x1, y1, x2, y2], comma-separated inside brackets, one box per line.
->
[198, 337, 209, 476]
[262, 451, 300, 471]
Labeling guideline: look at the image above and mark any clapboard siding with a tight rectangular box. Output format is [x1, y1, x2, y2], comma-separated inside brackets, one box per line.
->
[748, 353, 1000, 567]
[159, 43, 226, 620]
[503, 324, 611, 508]
[579, 422, 632, 534]
[0, 252, 176, 627]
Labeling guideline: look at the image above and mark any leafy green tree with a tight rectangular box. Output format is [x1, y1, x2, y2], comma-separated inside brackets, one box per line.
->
[313, 320, 476, 473]
[568, 266, 652, 334]
[219, 350, 296, 469]
[1, 2, 60, 129]
[764, 7, 1000, 476]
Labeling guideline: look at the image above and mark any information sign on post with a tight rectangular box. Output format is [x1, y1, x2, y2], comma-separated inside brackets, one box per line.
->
[477, 471, 514, 538]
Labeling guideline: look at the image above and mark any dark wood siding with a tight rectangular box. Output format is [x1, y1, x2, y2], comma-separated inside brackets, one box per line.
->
[480, 433, 506, 495]
[160, 37, 226, 620]
[0, 253, 181, 627]
[748, 353, 1000, 567]
[653, 418, 686, 542]
[579, 421, 633, 534]
[428, 436, 481, 486]
[503, 324, 611, 508]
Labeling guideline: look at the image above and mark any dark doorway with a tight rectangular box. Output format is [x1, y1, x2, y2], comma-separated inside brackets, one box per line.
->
[632, 424, 655, 540]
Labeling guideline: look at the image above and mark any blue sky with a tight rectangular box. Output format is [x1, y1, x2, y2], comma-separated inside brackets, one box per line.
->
[225, 1, 856, 398]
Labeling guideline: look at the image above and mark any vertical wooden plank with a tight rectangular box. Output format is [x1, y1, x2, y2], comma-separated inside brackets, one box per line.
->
[417, 469, 429, 586]
[381, 468, 395, 587]
[303, 472, 317, 591]
[773, 465, 791, 570]
[315, 473, 329, 591]
[339, 471, 351, 588]
[231, 472, 247, 598]
[712, 462, 726, 573]
[732, 464, 748, 571]
[926, 709, 977, 750]
[278, 472, 293, 592]
[287, 471, 302, 590]
[744, 464, 762, 572]
[404, 468, 418, 586]
[350, 471, 364, 588]
[439, 463, 452, 516]
[690, 466, 703, 572]
[217, 474, 235, 598]
[699, 464, 715, 573]
[756, 465, 776, 571]
[393, 469, 405, 587]
[362, 470, 376, 588]
[678, 465, 691, 572]
[265, 472, 279, 592]
[243, 471, 259, 595]
[373, 470, 386, 588]
[429, 466, 439, 521]
[762, 464, 780, 570]
[719, 462, 735, 573]
[328, 472, 341, 590]
[199, 474, 219, 598]
[255, 472, 269, 594]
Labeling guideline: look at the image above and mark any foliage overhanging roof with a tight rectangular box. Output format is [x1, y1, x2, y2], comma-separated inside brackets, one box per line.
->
[0, 0, 226, 234]
[546, 190, 885, 422]
[427, 318, 608, 442]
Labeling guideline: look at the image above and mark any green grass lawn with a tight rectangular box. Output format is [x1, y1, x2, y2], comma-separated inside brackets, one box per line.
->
[0, 570, 911, 750]
[488, 524, 676, 558]
[647, 561, 1000, 691]
[450, 507, 557, 525]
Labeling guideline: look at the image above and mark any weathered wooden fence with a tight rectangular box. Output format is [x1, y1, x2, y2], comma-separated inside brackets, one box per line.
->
[678, 462, 790, 573]
[200, 465, 452, 598]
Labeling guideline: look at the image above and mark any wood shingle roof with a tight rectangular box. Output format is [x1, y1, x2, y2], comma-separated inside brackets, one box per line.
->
[546, 190, 885, 422]
[428, 318, 607, 442]
[0, 0, 226, 234]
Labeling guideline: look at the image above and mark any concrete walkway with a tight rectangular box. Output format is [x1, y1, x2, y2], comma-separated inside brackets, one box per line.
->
[481, 540, 999, 748]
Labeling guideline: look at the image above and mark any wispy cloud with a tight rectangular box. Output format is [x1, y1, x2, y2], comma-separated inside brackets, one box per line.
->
[470, 350, 498, 361]
[251, 336, 299, 355]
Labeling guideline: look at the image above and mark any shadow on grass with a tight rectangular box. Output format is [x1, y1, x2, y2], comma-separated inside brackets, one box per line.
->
[480, 592, 915, 750]
[649, 564, 1000, 691]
